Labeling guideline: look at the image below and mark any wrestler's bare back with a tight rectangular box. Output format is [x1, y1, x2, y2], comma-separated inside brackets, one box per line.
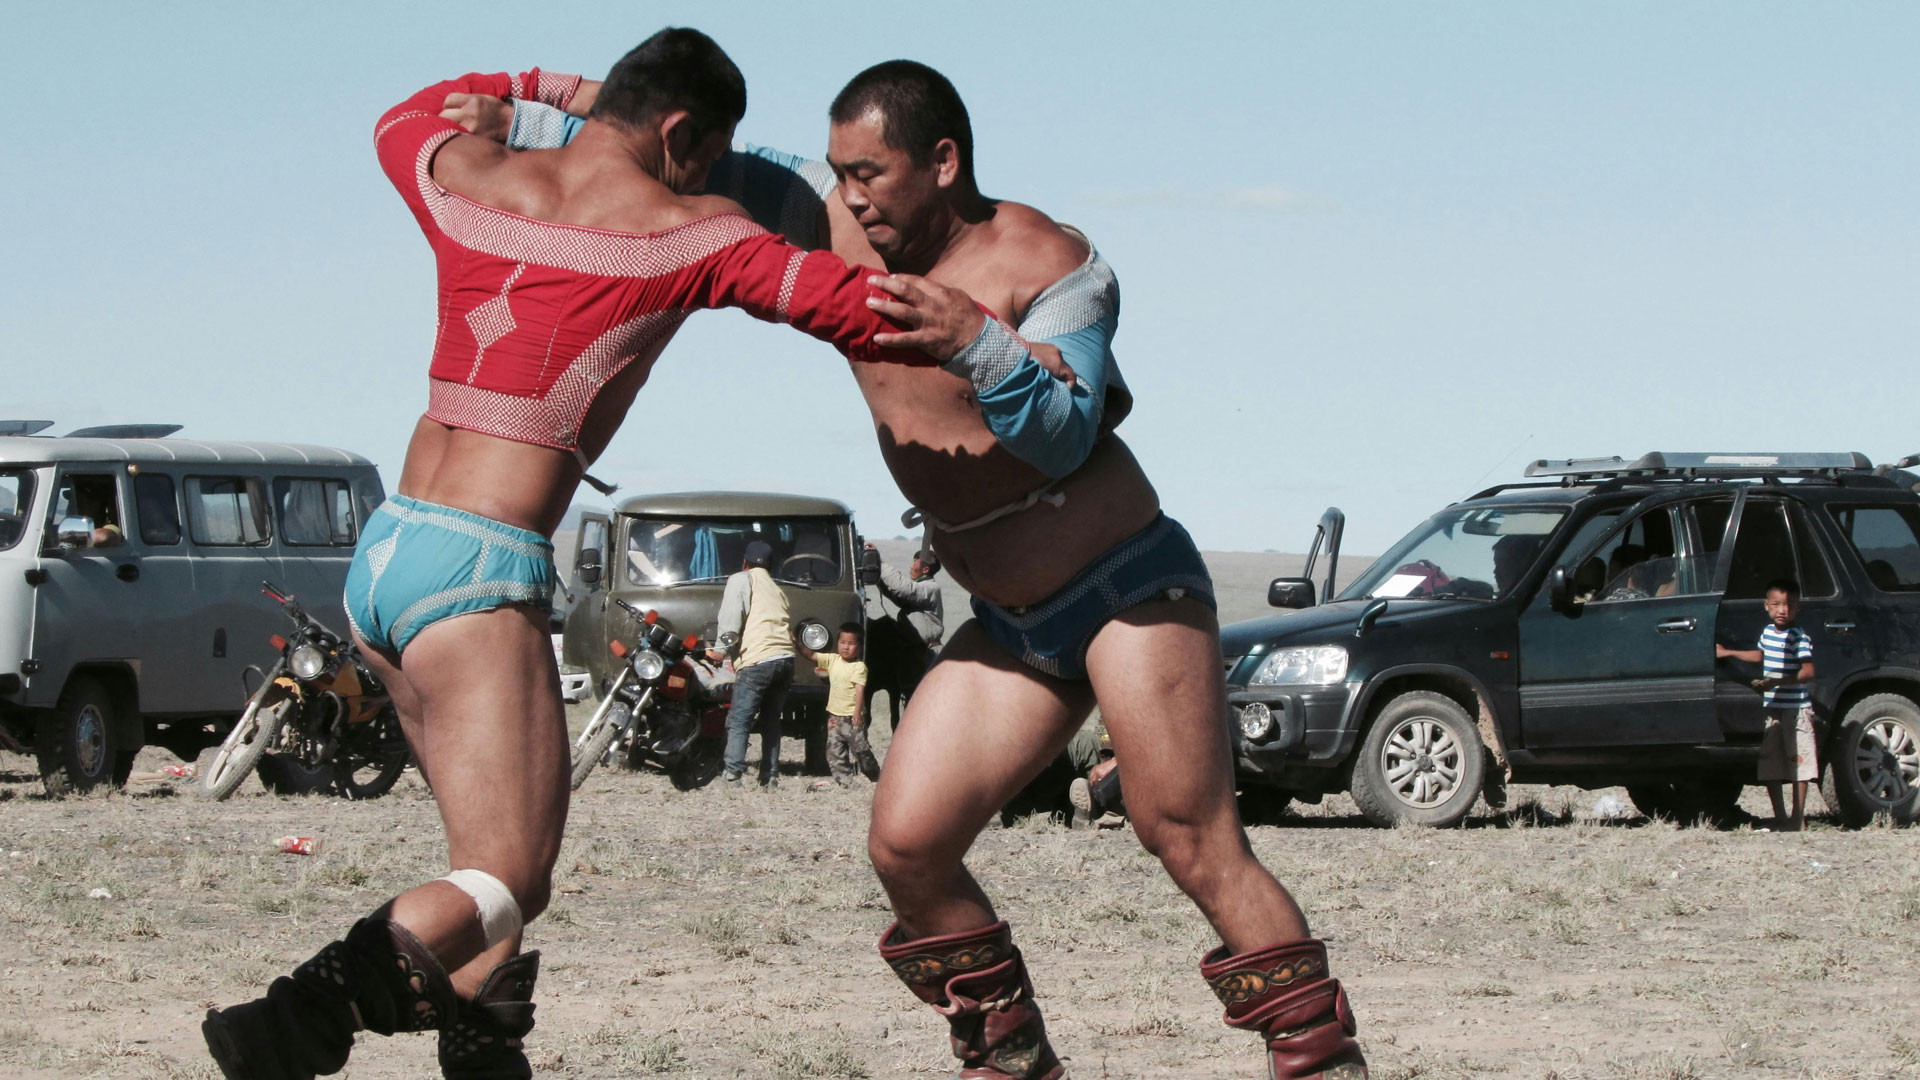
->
[825, 196, 1161, 607]
[396, 128, 744, 537]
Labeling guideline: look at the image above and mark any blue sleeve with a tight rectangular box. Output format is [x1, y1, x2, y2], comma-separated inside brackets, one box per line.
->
[504, 99, 584, 148]
[941, 250, 1132, 479]
[701, 144, 835, 249]
[948, 319, 1115, 479]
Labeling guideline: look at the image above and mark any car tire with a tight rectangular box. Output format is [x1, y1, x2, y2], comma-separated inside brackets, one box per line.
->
[669, 736, 726, 791]
[1349, 691, 1485, 828]
[1624, 780, 1745, 826]
[1236, 786, 1293, 826]
[1820, 693, 1920, 828]
[37, 676, 132, 797]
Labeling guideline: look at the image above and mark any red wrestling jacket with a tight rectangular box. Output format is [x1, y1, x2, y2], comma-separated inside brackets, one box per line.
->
[374, 69, 916, 453]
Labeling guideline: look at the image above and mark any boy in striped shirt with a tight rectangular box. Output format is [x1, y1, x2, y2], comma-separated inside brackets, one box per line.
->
[1717, 579, 1818, 830]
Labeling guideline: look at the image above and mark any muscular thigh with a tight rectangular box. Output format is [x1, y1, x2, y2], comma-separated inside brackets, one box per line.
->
[872, 621, 1094, 859]
[1084, 598, 1237, 825]
[384, 604, 570, 874]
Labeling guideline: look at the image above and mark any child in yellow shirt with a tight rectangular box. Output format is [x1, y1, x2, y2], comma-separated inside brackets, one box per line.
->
[799, 623, 872, 785]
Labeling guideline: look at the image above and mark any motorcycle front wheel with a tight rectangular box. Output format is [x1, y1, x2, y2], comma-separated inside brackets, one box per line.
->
[333, 709, 411, 800]
[668, 736, 726, 791]
[570, 702, 629, 790]
[199, 683, 293, 801]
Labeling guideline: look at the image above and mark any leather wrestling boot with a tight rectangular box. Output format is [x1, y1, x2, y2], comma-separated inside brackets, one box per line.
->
[202, 913, 456, 1080]
[439, 951, 541, 1079]
[880, 920, 1066, 1079]
[1200, 938, 1367, 1079]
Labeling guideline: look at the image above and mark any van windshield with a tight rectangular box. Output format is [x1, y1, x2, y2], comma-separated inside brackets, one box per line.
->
[0, 470, 32, 551]
[624, 516, 844, 588]
[1339, 507, 1566, 601]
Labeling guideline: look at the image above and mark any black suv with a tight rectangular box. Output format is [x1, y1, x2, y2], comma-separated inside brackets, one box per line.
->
[1223, 452, 1920, 828]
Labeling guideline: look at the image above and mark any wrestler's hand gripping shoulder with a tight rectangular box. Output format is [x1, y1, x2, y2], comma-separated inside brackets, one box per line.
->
[508, 100, 1131, 478]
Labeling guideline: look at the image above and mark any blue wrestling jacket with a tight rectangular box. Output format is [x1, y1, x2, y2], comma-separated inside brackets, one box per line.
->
[507, 104, 1132, 480]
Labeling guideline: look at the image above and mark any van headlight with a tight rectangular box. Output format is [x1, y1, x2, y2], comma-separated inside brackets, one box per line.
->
[797, 620, 832, 653]
[630, 648, 668, 682]
[1249, 645, 1348, 686]
[289, 644, 329, 681]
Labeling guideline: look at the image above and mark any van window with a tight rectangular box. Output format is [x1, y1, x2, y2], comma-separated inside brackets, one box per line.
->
[1828, 504, 1920, 592]
[187, 476, 271, 546]
[134, 473, 182, 546]
[0, 469, 33, 551]
[276, 478, 356, 546]
[48, 473, 125, 547]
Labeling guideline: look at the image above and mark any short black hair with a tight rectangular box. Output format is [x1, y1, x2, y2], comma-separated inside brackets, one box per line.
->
[914, 548, 941, 574]
[829, 60, 974, 188]
[590, 27, 746, 142]
[1766, 578, 1802, 599]
[838, 622, 864, 641]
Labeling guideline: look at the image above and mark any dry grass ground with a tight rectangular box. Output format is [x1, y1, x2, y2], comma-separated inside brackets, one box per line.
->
[2, 714, 1917, 1080]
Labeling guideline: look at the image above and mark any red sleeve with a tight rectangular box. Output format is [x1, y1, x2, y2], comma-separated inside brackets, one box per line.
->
[678, 228, 937, 367]
[373, 69, 581, 233]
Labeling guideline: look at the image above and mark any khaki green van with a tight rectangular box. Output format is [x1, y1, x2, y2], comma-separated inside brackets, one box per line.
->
[561, 492, 864, 772]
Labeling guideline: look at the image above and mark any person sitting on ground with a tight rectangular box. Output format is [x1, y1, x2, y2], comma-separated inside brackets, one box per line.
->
[1000, 727, 1124, 829]
[797, 621, 875, 786]
[1717, 578, 1817, 831]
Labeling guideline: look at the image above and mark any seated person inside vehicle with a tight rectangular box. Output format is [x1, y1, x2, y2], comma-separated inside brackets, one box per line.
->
[1356, 508, 1562, 601]
[48, 474, 123, 547]
[625, 518, 845, 588]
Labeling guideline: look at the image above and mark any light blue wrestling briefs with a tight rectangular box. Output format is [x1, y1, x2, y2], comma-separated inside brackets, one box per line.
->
[343, 495, 556, 655]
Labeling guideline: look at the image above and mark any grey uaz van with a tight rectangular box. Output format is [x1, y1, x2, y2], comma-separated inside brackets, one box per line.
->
[0, 423, 385, 794]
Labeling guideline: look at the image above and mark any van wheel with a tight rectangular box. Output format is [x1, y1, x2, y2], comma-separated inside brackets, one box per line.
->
[37, 676, 131, 796]
[1624, 780, 1745, 826]
[1820, 694, 1920, 828]
[1349, 691, 1485, 828]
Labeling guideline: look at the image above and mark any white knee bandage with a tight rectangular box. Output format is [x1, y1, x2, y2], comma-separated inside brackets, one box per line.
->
[442, 868, 523, 948]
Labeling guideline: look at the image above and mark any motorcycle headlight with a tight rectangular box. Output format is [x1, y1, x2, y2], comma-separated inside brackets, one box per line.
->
[798, 620, 832, 653]
[1238, 702, 1275, 740]
[630, 647, 668, 682]
[1249, 645, 1348, 686]
[289, 644, 328, 681]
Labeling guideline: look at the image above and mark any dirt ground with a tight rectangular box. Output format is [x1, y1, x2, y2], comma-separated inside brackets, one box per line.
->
[3, 707, 1917, 1080]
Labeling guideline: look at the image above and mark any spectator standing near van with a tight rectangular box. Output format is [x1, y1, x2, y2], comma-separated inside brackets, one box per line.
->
[797, 622, 873, 785]
[1718, 579, 1817, 831]
[869, 542, 945, 649]
[711, 541, 796, 788]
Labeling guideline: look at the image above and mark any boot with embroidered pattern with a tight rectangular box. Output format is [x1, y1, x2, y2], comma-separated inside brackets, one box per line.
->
[880, 920, 1066, 1079]
[1200, 938, 1367, 1079]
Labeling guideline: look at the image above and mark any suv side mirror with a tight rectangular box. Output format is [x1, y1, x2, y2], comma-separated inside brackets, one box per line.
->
[55, 516, 96, 549]
[577, 547, 602, 587]
[1547, 565, 1576, 612]
[1268, 577, 1315, 609]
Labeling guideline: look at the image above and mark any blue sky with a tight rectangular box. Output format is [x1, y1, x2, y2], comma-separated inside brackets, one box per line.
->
[5, 3, 1915, 552]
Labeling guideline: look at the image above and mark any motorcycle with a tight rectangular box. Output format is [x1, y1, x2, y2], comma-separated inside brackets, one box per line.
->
[197, 582, 412, 801]
[570, 598, 730, 791]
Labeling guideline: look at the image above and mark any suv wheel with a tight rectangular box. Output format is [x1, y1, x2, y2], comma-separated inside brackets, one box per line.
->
[37, 676, 133, 796]
[1349, 691, 1485, 827]
[1821, 693, 1920, 827]
[1624, 780, 1744, 826]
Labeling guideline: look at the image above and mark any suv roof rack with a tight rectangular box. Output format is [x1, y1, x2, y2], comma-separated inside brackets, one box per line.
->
[1524, 452, 1873, 482]
[64, 424, 185, 439]
[0, 420, 56, 436]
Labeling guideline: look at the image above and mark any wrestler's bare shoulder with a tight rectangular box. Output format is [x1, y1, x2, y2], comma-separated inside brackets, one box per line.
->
[427, 140, 748, 235]
[974, 201, 1090, 310]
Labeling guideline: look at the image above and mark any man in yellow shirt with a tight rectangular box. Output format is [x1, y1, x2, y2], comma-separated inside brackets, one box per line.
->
[710, 541, 795, 788]
[798, 623, 871, 786]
